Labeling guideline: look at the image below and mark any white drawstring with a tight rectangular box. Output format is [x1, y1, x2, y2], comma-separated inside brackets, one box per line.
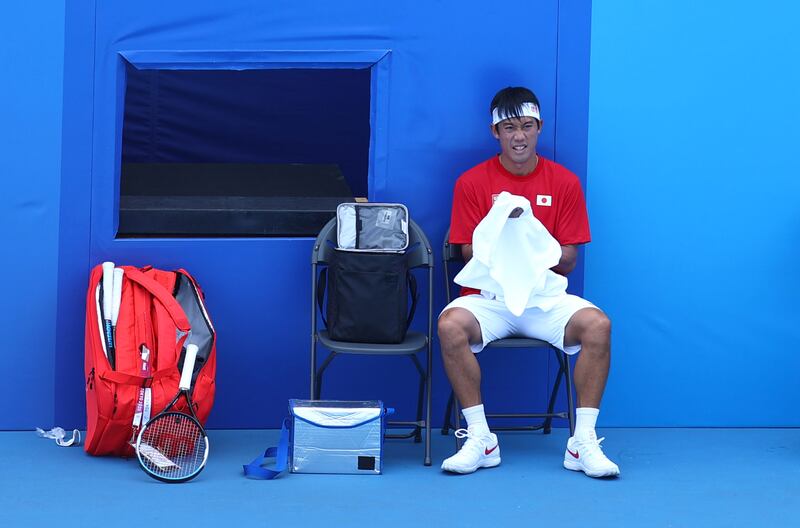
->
[36, 427, 81, 447]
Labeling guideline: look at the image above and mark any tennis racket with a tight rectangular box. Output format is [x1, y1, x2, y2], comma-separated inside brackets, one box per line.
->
[101, 262, 116, 368]
[135, 343, 208, 483]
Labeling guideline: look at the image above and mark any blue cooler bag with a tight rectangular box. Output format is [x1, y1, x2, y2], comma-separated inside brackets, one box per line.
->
[244, 400, 392, 479]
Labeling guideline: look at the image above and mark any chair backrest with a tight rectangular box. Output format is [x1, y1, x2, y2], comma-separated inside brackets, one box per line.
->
[312, 216, 433, 269]
[442, 227, 462, 262]
[442, 227, 464, 303]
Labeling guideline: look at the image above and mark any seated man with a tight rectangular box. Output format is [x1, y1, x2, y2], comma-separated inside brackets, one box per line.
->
[438, 86, 619, 478]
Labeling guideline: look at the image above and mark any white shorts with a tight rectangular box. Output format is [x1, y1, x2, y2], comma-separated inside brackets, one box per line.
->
[441, 294, 597, 355]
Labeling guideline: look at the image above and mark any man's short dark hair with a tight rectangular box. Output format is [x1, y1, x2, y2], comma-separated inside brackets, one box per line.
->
[490, 87, 541, 128]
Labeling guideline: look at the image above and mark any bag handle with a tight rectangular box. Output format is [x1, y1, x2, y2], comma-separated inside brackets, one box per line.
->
[243, 418, 290, 480]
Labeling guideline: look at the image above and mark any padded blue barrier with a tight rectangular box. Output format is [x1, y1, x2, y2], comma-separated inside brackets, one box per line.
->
[9, 0, 799, 431]
[586, 0, 800, 426]
[49, 0, 590, 430]
[0, 3, 65, 430]
[3, 0, 593, 429]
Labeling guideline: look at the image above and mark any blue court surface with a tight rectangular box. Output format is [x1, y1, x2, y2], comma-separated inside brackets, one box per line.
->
[2, 428, 798, 527]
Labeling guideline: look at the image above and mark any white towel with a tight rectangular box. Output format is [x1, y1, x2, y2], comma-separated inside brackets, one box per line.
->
[454, 192, 568, 315]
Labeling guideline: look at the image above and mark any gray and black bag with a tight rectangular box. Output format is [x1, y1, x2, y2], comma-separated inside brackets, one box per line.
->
[317, 203, 417, 344]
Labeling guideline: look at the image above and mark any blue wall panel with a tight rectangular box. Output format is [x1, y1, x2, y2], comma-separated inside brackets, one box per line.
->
[52, 0, 578, 429]
[53, 0, 97, 432]
[0, 2, 65, 429]
[9, 0, 800, 430]
[2, 0, 591, 429]
[586, 0, 800, 426]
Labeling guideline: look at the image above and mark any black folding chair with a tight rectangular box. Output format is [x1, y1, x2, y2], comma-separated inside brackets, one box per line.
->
[440, 229, 575, 446]
[311, 217, 434, 466]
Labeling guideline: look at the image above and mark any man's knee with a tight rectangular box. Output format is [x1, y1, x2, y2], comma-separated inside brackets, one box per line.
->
[581, 310, 611, 349]
[438, 309, 472, 350]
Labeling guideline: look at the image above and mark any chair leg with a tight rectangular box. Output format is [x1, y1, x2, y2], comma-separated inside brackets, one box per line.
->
[441, 391, 455, 435]
[454, 398, 464, 450]
[565, 353, 576, 437]
[314, 372, 322, 400]
[543, 348, 566, 434]
[315, 352, 337, 400]
[415, 377, 424, 443]
[424, 350, 432, 466]
[408, 355, 425, 443]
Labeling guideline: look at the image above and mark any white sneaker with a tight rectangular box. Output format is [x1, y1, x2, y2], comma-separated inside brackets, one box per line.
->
[563, 431, 620, 478]
[441, 428, 501, 474]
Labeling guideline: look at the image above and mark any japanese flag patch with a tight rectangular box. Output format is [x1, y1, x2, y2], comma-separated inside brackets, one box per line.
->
[536, 195, 552, 206]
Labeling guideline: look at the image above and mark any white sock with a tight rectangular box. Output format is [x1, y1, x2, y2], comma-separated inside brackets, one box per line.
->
[462, 404, 490, 436]
[575, 407, 599, 439]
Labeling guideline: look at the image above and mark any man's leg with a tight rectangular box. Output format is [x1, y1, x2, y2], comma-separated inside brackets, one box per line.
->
[438, 306, 501, 473]
[438, 307, 483, 408]
[564, 307, 611, 409]
[562, 307, 619, 477]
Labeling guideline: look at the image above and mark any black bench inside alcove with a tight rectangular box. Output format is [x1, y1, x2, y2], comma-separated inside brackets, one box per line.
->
[118, 162, 354, 237]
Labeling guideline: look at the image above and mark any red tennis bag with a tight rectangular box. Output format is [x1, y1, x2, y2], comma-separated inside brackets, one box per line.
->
[84, 264, 217, 457]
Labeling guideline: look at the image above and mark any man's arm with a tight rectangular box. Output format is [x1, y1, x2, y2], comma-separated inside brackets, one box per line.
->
[463, 243, 579, 275]
[552, 244, 578, 276]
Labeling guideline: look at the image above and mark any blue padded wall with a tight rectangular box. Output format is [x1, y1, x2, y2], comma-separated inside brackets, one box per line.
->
[46, 0, 590, 430]
[8, 0, 799, 431]
[0, 3, 65, 429]
[586, 0, 800, 425]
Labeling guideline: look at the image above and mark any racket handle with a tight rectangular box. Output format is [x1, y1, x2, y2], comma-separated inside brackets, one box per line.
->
[101, 262, 115, 316]
[111, 268, 124, 325]
[179, 344, 199, 390]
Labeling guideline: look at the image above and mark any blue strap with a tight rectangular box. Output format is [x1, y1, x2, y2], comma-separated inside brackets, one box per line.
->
[243, 418, 290, 480]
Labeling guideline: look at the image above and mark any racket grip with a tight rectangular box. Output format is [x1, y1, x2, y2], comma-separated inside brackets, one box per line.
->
[179, 344, 199, 390]
[101, 261, 115, 316]
[111, 268, 124, 325]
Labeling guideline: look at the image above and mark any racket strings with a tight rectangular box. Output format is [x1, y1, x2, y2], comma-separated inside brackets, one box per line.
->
[139, 412, 206, 480]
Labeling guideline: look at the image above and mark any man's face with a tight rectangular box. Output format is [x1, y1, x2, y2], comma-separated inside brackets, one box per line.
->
[491, 116, 541, 167]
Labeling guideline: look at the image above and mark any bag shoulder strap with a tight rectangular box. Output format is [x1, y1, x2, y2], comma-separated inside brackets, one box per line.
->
[124, 267, 190, 332]
[316, 267, 328, 328]
[243, 418, 290, 480]
[406, 272, 418, 329]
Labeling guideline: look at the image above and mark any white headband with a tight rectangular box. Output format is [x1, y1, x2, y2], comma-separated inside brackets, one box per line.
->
[491, 102, 541, 126]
